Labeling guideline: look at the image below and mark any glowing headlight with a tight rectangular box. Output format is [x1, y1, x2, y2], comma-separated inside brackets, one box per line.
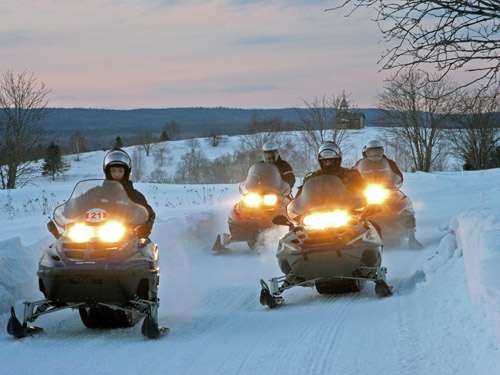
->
[303, 210, 351, 230]
[364, 184, 390, 205]
[242, 192, 262, 208]
[97, 221, 126, 243]
[263, 194, 278, 206]
[67, 223, 94, 243]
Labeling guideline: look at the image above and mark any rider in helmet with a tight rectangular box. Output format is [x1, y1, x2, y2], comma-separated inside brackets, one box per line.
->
[354, 140, 403, 187]
[354, 140, 422, 249]
[298, 141, 365, 198]
[279, 141, 366, 285]
[102, 148, 156, 238]
[261, 141, 296, 189]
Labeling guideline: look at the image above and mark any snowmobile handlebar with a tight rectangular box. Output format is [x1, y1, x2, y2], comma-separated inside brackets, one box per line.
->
[47, 220, 61, 239]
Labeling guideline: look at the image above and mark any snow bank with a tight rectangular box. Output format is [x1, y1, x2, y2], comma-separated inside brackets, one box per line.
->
[0, 237, 43, 313]
[455, 210, 500, 342]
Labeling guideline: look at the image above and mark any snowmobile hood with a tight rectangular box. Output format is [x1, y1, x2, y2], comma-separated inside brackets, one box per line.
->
[288, 175, 357, 219]
[356, 158, 399, 187]
[53, 179, 149, 227]
[239, 163, 291, 196]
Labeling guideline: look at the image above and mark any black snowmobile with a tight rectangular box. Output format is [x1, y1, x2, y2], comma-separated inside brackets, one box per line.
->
[7, 179, 166, 339]
[260, 175, 392, 308]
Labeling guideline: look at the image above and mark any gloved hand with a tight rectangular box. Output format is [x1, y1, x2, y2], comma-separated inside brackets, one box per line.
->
[135, 223, 152, 238]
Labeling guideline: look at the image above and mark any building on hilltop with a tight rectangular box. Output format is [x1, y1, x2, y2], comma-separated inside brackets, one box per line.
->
[335, 95, 365, 129]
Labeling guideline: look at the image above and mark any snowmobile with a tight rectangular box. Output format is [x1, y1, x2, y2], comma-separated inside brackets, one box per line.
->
[259, 175, 392, 308]
[7, 179, 166, 339]
[356, 161, 422, 248]
[213, 162, 291, 253]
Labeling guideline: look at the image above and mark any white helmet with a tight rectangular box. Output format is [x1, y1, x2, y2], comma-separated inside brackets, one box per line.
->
[262, 141, 279, 162]
[318, 141, 342, 160]
[103, 148, 132, 179]
[363, 139, 384, 160]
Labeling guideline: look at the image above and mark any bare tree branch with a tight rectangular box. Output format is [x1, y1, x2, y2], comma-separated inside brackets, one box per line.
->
[328, 0, 500, 93]
[378, 70, 458, 171]
[0, 71, 50, 189]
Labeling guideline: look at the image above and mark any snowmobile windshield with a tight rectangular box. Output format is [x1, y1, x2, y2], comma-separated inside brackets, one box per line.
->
[356, 159, 400, 188]
[288, 175, 356, 218]
[240, 163, 290, 196]
[53, 179, 149, 226]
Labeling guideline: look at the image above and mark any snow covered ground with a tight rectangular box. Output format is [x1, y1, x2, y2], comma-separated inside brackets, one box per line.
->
[24, 126, 460, 188]
[0, 130, 498, 375]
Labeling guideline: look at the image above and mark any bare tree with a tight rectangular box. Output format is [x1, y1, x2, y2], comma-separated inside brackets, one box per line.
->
[378, 70, 458, 171]
[174, 139, 210, 183]
[69, 130, 88, 161]
[450, 89, 499, 170]
[329, 0, 500, 93]
[131, 147, 145, 182]
[0, 71, 50, 189]
[298, 94, 351, 170]
[152, 143, 170, 168]
[138, 129, 154, 157]
[239, 113, 284, 158]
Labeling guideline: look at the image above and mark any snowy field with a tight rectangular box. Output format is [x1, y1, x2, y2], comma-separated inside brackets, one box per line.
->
[0, 129, 499, 375]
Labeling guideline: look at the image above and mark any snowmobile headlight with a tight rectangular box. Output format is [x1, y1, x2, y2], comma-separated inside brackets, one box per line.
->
[67, 223, 94, 243]
[242, 192, 262, 208]
[97, 221, 126, 243]
[303, 210, 351, 230]
[364, 184, 390, 205]
[263, 194, 278, 206]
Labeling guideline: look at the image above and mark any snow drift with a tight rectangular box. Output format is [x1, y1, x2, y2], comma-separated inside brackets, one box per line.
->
[0, 237, 42, 314]
[456, 209, 500, 343]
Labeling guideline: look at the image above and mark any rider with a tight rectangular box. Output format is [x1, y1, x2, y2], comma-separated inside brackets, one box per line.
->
[103, 148, 156, 238]
[261, 142, 296, 189]
[354, 140, 403, 188]
[279, 141, 366, 284]
[354, 140, 422, 249]
[298, 141, 365, 199]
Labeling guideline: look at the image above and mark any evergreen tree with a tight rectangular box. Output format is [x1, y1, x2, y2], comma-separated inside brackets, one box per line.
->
[114, 136, 124, 149]
[42, 142, 69, 180]
[160, 130, 169, 142]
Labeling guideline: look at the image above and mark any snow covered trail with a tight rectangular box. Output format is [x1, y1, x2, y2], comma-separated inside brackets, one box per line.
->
[1, 170, 499, 375]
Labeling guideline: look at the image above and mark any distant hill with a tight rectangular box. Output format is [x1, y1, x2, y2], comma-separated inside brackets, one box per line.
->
[36, 107, 383, 147]
[16, 107, 497, 149]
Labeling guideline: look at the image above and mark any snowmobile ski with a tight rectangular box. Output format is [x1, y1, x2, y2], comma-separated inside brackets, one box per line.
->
[6, 307, 43, 339]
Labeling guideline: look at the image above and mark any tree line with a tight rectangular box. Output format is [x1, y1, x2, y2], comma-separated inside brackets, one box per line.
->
[0, 69, 498, 188]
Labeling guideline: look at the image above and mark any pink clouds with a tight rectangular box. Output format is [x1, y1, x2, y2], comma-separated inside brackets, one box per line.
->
[0, 1, 390, 108]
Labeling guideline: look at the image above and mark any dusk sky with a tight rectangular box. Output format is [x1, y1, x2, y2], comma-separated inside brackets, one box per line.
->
[1, 0, 397, 108]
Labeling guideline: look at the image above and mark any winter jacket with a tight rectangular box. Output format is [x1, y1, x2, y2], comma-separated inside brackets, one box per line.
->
[261, 157, 296, 189]
[298, 167, 366, 198]
[120, 180, 156, 237]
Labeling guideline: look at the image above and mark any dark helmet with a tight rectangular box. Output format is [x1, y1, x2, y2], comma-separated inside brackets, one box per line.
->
[103, 148, 132, 180]
[317, 141, 342, 171]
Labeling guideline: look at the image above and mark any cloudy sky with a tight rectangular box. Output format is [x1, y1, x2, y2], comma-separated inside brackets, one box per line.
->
[1, 0, 395, 108]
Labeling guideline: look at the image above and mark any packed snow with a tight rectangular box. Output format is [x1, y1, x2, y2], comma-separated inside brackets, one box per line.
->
[0, 129, 498, 375]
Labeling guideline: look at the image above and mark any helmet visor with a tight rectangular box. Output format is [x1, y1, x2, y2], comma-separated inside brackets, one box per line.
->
[318, 149, 340, 160]
[104, 150, 131, 169]
[365, 147, 384, 160]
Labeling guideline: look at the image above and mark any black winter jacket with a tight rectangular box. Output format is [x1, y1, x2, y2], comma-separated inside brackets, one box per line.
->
[265, 157, 296, 188]
[298, 167, 366, 198]
[120, 180, 156, 237]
